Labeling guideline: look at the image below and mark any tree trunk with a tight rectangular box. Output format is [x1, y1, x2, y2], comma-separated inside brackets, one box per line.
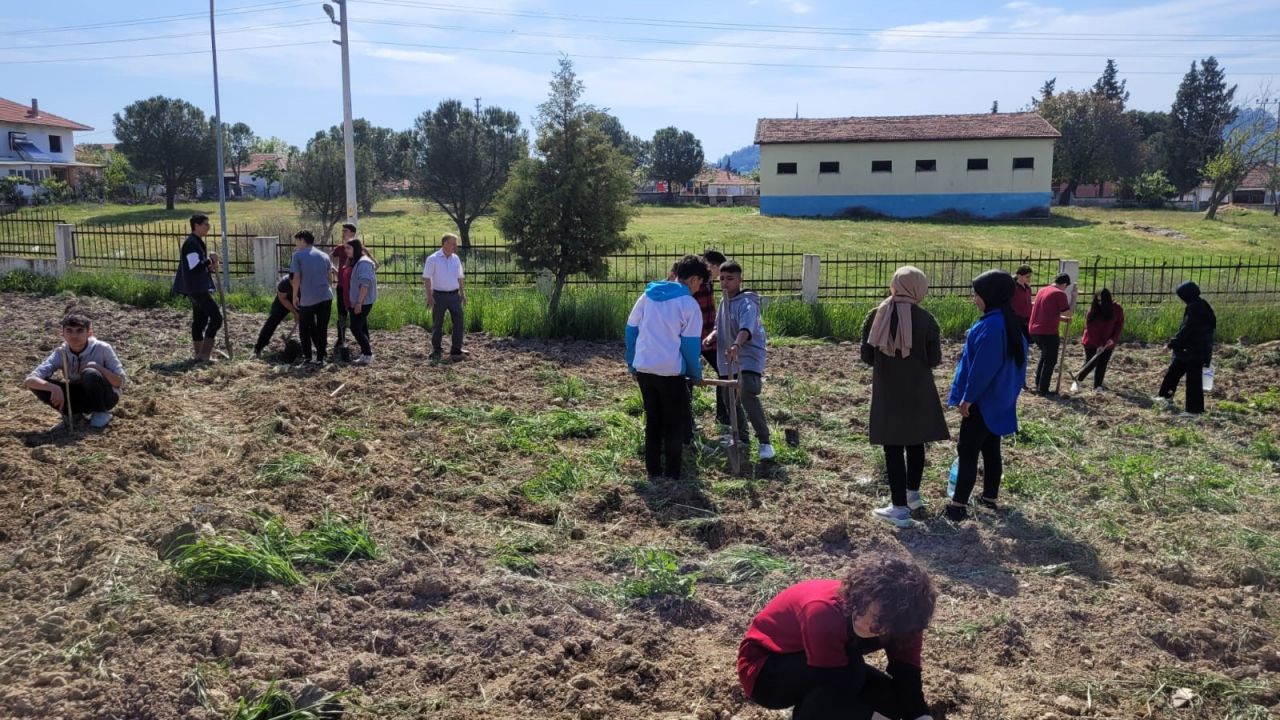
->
[1204, 184, 1229, 220]
[548, 271, 569, 317]
[165, 184, 177, 210]
[459, 222, 471, 251]
[1056, 181, 1077, 207]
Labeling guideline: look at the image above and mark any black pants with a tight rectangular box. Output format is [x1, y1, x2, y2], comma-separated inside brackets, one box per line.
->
[883, 444, 925, 507]
[254, 299, 292, 353]
[1159, 357, 1205, 414]
[31, 370, 118, 415]
[953, 406, 1003, 505]
[1031, 333, 1060, 393]
[298, 299, 332, 362]
[431, 291, 464, 355]
[1076, 347, 1113, 388]
[335, 297, 349, 345]
[636, 372, 689, 479]
[350, 304, 373, 356]
[190, 292, 223, 342]
[751, 653, 902, 720]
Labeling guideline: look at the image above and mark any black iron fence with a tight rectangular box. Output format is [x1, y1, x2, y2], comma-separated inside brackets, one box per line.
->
[0, 208, 62, 257]
[72, 221, 257, 278]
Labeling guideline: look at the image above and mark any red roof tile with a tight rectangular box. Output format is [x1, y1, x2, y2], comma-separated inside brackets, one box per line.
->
[1240, 162, 1275, 189]
[230, 153, 289, 174]
[755, 112, 1060, 145]
[0, 97, 92, 131]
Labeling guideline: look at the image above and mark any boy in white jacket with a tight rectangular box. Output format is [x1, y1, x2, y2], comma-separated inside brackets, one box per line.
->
[625, 255, 709, 480]
[24, 311, 127, 429]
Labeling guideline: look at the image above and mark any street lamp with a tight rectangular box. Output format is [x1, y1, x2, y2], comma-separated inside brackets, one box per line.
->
[1259, 98, 1280, 216]
[324, 1, 358, 224]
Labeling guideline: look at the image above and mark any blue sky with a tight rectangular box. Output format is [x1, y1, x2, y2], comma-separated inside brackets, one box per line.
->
[4, 0, 1278, 158]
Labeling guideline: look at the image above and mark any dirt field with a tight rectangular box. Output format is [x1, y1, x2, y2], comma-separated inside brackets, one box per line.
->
[0, 292, 1277, 720]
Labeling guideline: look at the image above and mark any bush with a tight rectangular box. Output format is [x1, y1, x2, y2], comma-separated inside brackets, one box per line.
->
[1130, 170, 1175, 209]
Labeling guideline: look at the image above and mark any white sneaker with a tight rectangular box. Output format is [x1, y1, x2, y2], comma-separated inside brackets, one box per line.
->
[89, 411, 112, 428]
[906, 492, 925, 511]
[1070, 381, 1079, 393]
[352, 354, 372, 366]
[758, 443, 776, 460]
[717, 434, 734, 447]
[872, 504, 912, 528]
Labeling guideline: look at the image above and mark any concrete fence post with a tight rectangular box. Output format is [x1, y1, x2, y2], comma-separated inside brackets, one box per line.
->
[253, 236, 279, 290]
[801, 253, 821, 304]
[54, 224, 75, 274]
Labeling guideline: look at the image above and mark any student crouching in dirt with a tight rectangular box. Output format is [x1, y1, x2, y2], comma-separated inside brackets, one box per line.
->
[1158, 281, 1216, 416]
[738, 552, 938, 720]
[1073, 288, 1124, 393]
[24, 311, 127, 430]
[625, 255, 707, 481]
[713, 260, 774, 460]
[172, 213, 222, 363]
[946, 270, 1027, 522]
[347, 238, 378, 366]
[860, 266, 949, 527]
[253, 272, 299, 359]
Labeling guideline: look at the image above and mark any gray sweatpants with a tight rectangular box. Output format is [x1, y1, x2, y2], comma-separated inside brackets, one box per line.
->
[730, 370, 770, 444]
[431, 291, 464, 354]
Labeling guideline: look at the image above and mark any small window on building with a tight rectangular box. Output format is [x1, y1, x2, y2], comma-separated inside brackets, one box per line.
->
[776, 162, 798, 175]
[819, 161, 840, 174]
[915, 159, 937, 172]
[871, 160, 892, 173]
[967, 158, 988, 171]
[1013, 157, 1035, 170]
[48, 135, 62, 153]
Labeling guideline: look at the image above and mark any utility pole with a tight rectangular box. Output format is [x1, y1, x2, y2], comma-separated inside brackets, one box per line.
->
[324, 0, 358, 224]
[208, 0, 234, 357]
[1260, 98, 1280, 216]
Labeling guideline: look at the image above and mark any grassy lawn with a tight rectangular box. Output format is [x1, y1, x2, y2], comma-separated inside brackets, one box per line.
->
[19, 198, 1280, 258]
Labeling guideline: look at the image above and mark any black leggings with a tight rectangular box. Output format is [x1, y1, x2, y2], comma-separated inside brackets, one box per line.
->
[883, 444, 925, 507]
[1031, 333, 1060, 393]
[298, 299, 332, 361]
[31, 370, 119, 414]
[953, 405, 1003, 505]
[1159, 357, 1205, 414]
[254, 299, 292, 353]
[350, 304, 373, 356]
[190, 292, 223, 342]
[1076, 347, 1113, 388]
[636, 372, 689, 479]
[751, 653, 902, 720]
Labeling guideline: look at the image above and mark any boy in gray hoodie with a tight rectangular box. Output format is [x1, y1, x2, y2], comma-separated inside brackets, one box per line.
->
[24, 310, 127, 429]
[711, 261, 773, 460]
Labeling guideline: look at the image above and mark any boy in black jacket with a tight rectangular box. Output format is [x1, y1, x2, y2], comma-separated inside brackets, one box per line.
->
[172, 213, 222, 362]
[1157, 281, 1216, 415]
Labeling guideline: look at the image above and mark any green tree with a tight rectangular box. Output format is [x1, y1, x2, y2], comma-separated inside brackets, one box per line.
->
[585, 110, 650, 171]
[1130, 170, 1175, 208]
[1202, 112, 1277, 220]
[222, 121, 256, 194]
[495, 58, 635, 315]
[410, 99, 527, 249]
[1092, 59, 1129, 106]
[251, 136, 295, 155]
[1039, 89, 1140, 204]
[1165, 57, 1238, 196]
[113, 96, 214, 209]
[326, 119, 411, 213]
[649, 126, 704, 196]
[286, 136, 347, 242]
[250, 156, 285, 199]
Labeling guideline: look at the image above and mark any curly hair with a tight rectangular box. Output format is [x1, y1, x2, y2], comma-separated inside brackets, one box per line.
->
[837, 552, 937, 641]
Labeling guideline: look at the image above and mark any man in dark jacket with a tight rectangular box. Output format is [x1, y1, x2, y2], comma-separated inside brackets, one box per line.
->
[172, 213, 222, 362]
[1157, 281, 1216, 415]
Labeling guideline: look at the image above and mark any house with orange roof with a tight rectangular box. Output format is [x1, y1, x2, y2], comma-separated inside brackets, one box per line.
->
[1, 97, 98, 199]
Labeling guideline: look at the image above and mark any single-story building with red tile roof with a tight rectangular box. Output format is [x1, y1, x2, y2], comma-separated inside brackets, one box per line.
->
[754, 112, 1060, 219]
[1, 97, 99, 197]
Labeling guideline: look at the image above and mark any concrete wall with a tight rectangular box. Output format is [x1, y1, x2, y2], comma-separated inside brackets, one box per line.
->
[759, 137, 1055, 218]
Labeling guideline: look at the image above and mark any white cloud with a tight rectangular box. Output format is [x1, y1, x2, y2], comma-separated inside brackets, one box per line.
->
[363, 48, 457, 64]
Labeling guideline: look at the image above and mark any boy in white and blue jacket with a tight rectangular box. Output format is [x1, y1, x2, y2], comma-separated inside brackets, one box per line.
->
[625, 255, 709, 480]
[24, 310, 127, 429]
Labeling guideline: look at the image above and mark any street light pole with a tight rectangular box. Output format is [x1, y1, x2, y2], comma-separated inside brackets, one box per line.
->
[325, 0, 358, 224]
[209, 0, 234, 358]
[1260, 98, 1280, 216]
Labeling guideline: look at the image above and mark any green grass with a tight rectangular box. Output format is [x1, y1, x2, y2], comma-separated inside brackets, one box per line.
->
[705, 545, 793, 584]
[294, 512, 382, 564]
[517, 458, 587, 502]
[229, 681, 348, 720]
[614, 548, 699, 602]
[1250, 431, 1280, 462]
[169, 533, 305, 588]
[256, 452, 318, 487]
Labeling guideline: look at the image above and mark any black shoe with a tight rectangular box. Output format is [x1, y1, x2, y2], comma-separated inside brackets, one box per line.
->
[252, 347, 262, 358]
[977, 496, 1000, 512]
[944, 504, 969, 522]
[428, 352, 442, 361]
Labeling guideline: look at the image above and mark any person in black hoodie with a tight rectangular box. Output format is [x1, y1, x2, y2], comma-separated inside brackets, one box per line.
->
[1157, 281, 1216, 415]
[172, 213, 222, 362]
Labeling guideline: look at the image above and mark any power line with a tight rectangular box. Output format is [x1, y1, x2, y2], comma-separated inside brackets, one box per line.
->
[0, 40, 329, 65]
[0, 20, 326, 51]
[352, 18, 1280, 62]
[0, 0, 313, 37]
[361, 0, 1280, 43]
[361, 39, 1280, 77]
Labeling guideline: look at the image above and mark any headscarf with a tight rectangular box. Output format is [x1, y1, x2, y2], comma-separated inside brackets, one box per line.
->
[971, 269, 1025, 367]
[1175, 281, 1200, 303]
[868, 266, 929, 358]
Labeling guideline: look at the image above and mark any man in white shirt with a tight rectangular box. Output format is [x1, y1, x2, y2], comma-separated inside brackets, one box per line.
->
[422, 233, 466, 360]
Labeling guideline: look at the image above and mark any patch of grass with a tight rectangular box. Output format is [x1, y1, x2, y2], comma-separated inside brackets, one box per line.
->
[946, 613, 1010, 646]
[1248, 389, 1280, 413]
[617, 390, 645, 416]
[615, 548, 699, 602]
[256, 452, 318, 487]
[1166, 427, 1203, 447]
[1014, 420, 1083, 448]
[518, 458, 587, 502]
[494, 536, 550, 576]
[1146, 668, 1271, 719]
[705, 545, 793, 584]
[327, 423, 370, 441]
[550, 375, 588, 403]
[229, 681, 348, 720]
[169, 533, 305, 587]
[1250, 431, 1280, 462]
[1217, 400, 1253, 416]
[294, 512, 382, 564]
[1002, 466, 1055, 498]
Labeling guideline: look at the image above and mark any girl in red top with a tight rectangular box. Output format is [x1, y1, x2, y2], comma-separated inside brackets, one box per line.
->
[1074, 289, 1124, 392]
[738, 553, 937, 720]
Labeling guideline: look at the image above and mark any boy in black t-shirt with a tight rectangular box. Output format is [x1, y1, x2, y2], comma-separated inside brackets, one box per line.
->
[253, 273, 299, 358]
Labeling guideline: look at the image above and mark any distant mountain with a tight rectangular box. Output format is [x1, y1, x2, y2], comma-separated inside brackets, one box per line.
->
[716, 144, 759, 173]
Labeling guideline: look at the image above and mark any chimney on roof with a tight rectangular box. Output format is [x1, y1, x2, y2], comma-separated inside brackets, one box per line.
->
[28, 99, 38, 117]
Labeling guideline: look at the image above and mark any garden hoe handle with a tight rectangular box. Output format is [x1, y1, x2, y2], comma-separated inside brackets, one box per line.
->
[61, 351, 74, 434]
[1074, 346, 1105, 383]
[1055, 315, 1071, 394]
[726, 358, 743, 476]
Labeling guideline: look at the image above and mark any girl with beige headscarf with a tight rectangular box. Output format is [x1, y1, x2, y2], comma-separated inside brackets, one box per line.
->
[859, 266, 950, 526]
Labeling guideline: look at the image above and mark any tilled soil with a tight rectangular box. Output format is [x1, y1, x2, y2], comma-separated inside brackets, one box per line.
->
[0, 292, 1277, 719]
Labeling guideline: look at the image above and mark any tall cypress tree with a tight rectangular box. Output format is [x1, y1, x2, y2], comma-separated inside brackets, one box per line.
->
[1092, 59, 1129, 106]
[1165, 57, 1238, 195]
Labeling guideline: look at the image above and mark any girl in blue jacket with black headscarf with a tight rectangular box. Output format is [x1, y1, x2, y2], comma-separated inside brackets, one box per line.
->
[946, 270, 1028, 522]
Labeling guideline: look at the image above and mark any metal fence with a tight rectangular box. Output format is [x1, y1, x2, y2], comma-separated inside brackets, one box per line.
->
[1078, 255, 1280, 304]
[0, 208, 62, 257]
[73, 221, 257, 277]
